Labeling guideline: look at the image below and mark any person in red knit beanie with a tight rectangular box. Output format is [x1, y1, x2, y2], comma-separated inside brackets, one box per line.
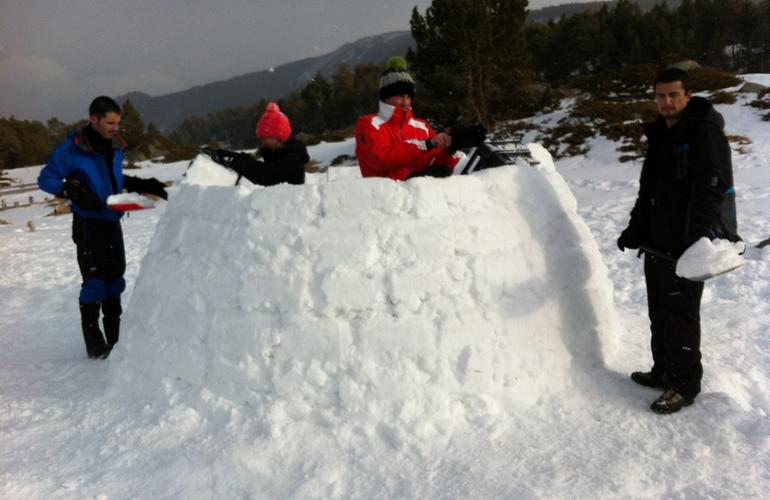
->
[257, 102, 292, 145]
[205, 101, 309, 185]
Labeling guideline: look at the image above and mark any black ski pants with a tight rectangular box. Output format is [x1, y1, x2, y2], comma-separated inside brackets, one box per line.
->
[644, 254, 704, 398]
[72, 214, 126, 304]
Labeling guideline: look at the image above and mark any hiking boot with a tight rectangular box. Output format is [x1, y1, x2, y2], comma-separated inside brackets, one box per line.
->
[631, 371, 665, 389]
[87, 345, 110, 359]
[650, 389, 694, 414]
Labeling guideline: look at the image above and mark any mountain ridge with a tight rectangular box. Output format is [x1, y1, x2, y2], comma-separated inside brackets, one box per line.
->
[119, 31, 413, 132]
[120, 1, 685, 132]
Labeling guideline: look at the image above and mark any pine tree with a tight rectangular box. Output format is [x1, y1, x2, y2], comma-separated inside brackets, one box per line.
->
[409, 0, 534, 127]
[0, 121, 23, 170]
[525, 21, 554, 79]
[299, 72, 332, 132]
[326, 64, 357, 130]
[120, 99, 145, 148]
[605, 0, 645, 68]
[744, 0, 770, 72]
[641, 3, 676, 64]
[352, 63, 384, 116]
[46, 117, 70, 144]
[0, 118, 53, 168]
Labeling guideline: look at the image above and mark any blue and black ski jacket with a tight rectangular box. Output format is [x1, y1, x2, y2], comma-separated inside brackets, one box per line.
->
[38, 127, 126, 221]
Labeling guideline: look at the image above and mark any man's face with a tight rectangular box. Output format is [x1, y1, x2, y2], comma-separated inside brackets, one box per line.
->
[654, 81, 692, 123]
[90, 112, 122, 140]
[384, 94, 412, 110]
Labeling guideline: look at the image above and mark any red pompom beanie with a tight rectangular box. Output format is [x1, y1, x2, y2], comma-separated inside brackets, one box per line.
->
[256, 102, 292, 141]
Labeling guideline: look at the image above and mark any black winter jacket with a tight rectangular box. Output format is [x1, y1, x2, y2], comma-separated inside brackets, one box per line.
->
[237, 137, 309, 186]
[627, 96, 738, 257]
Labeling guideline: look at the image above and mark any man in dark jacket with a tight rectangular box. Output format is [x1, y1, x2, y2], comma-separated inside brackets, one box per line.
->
[617, 68, 738, 414]
[38, 96, 168, 359]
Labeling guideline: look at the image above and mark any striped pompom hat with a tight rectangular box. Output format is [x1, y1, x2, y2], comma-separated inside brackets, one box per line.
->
[378, 56, 415, 101]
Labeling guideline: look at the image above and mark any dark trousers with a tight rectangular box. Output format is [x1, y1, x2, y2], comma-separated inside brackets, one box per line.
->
[72, 214, 126, 304]
[644, 254, 704, 398]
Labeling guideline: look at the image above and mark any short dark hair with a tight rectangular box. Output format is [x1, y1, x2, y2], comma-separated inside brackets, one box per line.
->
[654, 68, 691, 93]
[88, 96, 122, 117]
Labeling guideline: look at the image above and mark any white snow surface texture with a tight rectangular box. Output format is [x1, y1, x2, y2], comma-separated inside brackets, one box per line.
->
[113, 143, 616, 436]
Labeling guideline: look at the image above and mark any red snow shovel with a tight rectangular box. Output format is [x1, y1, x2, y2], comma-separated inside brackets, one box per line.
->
[107, 194, 156, 211]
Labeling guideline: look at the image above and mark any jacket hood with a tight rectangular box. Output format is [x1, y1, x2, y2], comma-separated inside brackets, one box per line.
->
[681, 96, 724, 131]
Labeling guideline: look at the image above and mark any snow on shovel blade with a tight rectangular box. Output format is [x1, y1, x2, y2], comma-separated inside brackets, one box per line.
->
[675, 238, 746, 281]
[677, 237, 769, 280]
[638, 240, 746, 282]
[107, 193, 155, 211]
[683, 262, 745, 281]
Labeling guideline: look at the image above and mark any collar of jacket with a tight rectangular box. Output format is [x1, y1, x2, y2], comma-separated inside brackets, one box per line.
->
[71, 126, 127, 154]
[260, 136, 310, 164]
[642, 96, 722, 140]
[378, 100, 412, 125]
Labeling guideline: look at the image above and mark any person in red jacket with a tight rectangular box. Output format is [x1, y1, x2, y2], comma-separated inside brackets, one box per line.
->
[355, 56, 485, 181]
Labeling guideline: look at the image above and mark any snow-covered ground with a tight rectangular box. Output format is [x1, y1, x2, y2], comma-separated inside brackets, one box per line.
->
[0, 80, 768, 498]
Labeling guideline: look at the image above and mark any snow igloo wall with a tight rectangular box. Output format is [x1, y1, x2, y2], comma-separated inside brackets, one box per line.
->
[111, 144, 619, 431]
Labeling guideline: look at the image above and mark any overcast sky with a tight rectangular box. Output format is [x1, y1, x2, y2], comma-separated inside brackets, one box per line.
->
[1, 0, 563, 123]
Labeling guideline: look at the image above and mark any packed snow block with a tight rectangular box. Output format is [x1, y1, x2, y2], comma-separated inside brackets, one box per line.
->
[110, 144, 619, 434]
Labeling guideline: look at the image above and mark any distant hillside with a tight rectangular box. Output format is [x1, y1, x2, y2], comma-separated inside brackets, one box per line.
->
[527, 0, 681, 23]
[119, 32, 413, 132]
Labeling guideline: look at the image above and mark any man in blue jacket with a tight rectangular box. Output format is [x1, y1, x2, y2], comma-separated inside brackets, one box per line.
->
[38, 96, 168, 359]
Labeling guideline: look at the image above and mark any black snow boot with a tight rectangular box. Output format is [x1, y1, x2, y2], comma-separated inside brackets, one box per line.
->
[650, 389, 695, 414]
[631, 371, 666, 389]
[80, 302, 108, 359]
[101, 297, 122, 356]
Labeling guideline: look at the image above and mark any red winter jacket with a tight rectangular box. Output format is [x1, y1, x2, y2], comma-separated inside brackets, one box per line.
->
[355, 102, 460, 180]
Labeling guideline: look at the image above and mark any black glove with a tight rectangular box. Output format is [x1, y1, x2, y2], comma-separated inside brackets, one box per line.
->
[139, 178, 168, 200]
[406, 165, 453, 179]
[201, 148, 256, 176]
[229, 154, 259, 177]
[449, 123, 487, 152]
[124, 175, 168, 200]
[205, 148, 236, 166]
[617, 226, 641, 252]
[62, 175, 103, 211]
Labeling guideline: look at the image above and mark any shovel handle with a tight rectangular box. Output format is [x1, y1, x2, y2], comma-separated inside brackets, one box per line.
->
[638, 244, 676, 263]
